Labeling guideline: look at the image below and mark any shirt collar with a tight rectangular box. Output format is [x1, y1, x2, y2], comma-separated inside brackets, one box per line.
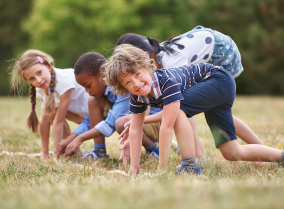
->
[157, 50, 165, 68]
[137, 72, 162, 102]
[104, 86, 111, 96]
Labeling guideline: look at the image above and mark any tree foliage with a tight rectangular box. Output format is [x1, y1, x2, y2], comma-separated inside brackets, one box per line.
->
[1, 0, 284, 95]
[0, 0, 32, 95]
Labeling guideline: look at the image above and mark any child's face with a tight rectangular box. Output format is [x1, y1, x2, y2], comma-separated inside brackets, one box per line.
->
[119, 67, 153, 96]
[75, 72, 106, 98]
[23, 63, 52, 90]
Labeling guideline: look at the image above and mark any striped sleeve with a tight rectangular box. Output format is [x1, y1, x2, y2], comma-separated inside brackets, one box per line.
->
[161, 78, 184, 106]
[129, 93, 148, 114]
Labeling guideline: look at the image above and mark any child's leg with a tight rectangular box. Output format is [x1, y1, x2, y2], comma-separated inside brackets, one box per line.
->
[219, 140, 282, 162]
[233, 115, 265, 145]
[174, 110, 195, 158]
[175, 110, 203, 175]
[88, 96, 107, 156]
[188, 117, 208, 160]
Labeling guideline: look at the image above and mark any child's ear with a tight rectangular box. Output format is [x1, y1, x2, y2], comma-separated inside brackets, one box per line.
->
[48, 65, 52, 72]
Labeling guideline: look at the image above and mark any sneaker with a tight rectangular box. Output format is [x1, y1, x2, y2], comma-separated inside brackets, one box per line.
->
[176, 156, 210, 169]
[77, 150, 109, 162]
[72, 147, 83, 158]
[173, 145, 180, 154]
[278, 150, 284, 164]
[197, 156, 210, 165]
[147, 151, 159, 159]
[175, 164, 203, 175]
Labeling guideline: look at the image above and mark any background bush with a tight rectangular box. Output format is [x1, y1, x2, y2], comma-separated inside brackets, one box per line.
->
[1, 0, 284, 95]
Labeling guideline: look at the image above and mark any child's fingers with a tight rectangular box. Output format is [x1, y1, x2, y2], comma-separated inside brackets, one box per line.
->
[120, 137, 127, 145]
[124, 121, 131, 127]
[118, 126, 129, 140]
[123, 155, 129, 165]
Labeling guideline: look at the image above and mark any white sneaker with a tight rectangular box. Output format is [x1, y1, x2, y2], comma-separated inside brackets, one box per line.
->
[77, 151, 99, 162]
[73, 147, 83, 158]
[147, 151, 159, 159]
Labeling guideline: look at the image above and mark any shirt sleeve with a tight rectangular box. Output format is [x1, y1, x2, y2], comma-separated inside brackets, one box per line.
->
[161, 78, 184, 106]
[73, 114, 91, 135]
[95, 96, 131, 137]
[129, 93, 148, 114]
[163, 53, 188, 69]
[54, 68, 76, 96]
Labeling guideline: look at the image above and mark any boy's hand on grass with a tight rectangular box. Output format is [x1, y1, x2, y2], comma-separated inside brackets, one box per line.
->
[64, 137, 82, 158]
[57, 140, 68, 158]
[118, 125, 129, 145]
[119, 140, 130, 165]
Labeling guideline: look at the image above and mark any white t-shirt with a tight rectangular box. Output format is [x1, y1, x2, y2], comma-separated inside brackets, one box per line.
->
[161, 31, 215, 68]
[36, 68, 89, 118]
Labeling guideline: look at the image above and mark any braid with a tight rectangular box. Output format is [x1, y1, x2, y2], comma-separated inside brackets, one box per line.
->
[27, 84, 39, 132]
[44, 69, 56, 114]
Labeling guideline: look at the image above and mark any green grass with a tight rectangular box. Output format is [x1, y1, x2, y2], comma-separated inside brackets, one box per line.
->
[0, 96, 284, 209]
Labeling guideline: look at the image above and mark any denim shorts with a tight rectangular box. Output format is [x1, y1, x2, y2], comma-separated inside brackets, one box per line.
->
[208, 29, 243, 78]
[180, 68, 237, 148]
[178, 26, 244, 79]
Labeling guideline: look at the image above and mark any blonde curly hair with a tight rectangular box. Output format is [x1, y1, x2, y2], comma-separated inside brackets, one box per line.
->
[102, 44, 157, 96]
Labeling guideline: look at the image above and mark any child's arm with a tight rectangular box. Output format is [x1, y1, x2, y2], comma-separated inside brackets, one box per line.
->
[57, 132, 78, 158]
[39, 110, 51, 159]
[118, 110, 163, 144]
[129, 111, 146, 175]
[158, 101, 180, 170]
[52, 89, 74, 156]
[144, 110, 163, 124]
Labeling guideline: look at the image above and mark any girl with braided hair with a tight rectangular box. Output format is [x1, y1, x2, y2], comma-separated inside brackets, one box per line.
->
[10, 50, 89, 159]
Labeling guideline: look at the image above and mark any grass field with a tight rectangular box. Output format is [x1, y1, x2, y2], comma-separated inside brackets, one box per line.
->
[0, 96, 283, 209]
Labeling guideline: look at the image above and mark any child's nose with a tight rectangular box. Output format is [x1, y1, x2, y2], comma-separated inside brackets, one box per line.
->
[133, 79, 140, 87]
[36, 76, 42, 83]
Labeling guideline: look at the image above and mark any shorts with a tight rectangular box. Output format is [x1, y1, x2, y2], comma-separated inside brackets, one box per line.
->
[103, 99, 113, 119]
[180, 68, 237, 148]
[208, 30, 243, 79]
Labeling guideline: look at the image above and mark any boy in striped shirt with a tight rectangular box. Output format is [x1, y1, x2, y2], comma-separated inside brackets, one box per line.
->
[103, 44, 284, 176]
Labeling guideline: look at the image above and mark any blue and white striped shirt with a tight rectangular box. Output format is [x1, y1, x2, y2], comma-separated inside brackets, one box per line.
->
[130, 63, 220, 114]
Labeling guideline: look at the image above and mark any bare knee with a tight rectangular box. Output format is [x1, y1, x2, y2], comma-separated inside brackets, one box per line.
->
[115, 115, 131, 134]
[219, 141, 241, 161]
[220, 150, 238, 161]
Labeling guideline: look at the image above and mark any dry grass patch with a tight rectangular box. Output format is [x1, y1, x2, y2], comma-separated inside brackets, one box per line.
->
[0, 96, 284, 209]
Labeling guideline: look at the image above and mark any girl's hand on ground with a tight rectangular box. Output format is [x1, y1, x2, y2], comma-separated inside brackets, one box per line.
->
[118, 125, 129, 145]
[41, 153, 50, 160]
[64, 137, 82, 158]
[119, 140, 130, 165]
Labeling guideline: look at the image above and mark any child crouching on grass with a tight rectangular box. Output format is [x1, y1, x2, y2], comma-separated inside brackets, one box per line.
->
[60, 52, 162, 162]
[10, 50, 89, 159]
[102, 44, 284, 176]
